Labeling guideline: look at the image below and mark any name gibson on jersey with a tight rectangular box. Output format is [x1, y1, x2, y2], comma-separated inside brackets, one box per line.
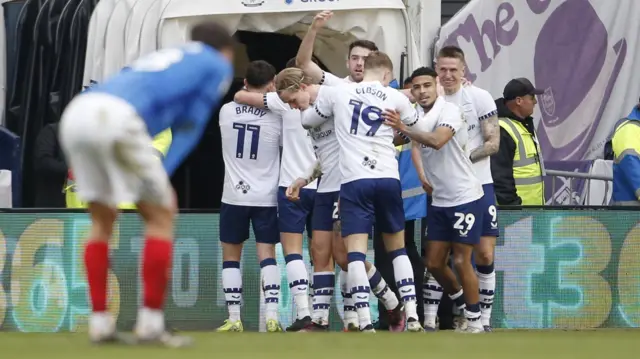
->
[356, 87, 388, 102]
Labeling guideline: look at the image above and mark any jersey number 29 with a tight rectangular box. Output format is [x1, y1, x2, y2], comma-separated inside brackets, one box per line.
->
[348, 99, 384, 136]
[233, 123, 261, 160]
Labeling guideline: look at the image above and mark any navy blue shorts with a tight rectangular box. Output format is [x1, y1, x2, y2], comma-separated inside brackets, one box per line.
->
[312, 191, 339, 232]
[479, 183, 499, 237]
[426, 199, 483, 245]
[340, 178, 405, 237]
[277, 186, 315, 235]
[219, 203, 279, 244]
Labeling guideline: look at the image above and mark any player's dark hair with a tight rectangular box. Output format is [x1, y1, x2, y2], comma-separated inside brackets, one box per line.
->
[403, 77, 413, 87]
[437, 46, 466, 63]
[410, 67, 438, 81]
[348, 40, 378, 56]
[245, 60, 277, 88]
[190, 21, 235, 51]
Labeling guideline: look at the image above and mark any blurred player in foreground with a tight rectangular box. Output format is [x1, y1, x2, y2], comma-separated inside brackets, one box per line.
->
[58, 22, 234, 346]
[233, 58, 317, 332]
[384, 66, 485, 334]
[216, 61, 284, 333]
[276, 66, 406, 332]
[437, 46, 499, 331]
[298, 52, 421, 332]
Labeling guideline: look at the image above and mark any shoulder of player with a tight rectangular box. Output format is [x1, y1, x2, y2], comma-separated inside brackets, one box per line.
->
[466, 85, 494, 102]
[441, 101, 464, 118]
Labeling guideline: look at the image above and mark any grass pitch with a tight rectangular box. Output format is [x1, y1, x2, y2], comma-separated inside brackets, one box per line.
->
[2, 330, 637, 359]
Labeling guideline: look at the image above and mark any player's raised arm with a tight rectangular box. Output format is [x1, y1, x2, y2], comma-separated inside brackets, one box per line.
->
[234, 90, 290, 115]
[296, 11, 333, 84]
[468, 88, 500, 162]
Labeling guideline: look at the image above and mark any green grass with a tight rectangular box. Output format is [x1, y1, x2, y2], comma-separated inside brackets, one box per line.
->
[2, 330, 638, 359]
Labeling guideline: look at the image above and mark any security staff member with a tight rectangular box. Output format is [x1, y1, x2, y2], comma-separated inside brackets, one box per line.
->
[65, 129, 173, 209]
[491, 78, 545, 206]
[611, 116, 640, 205]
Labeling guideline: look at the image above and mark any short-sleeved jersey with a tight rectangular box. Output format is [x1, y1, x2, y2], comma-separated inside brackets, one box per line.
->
[417, 97, 484, 207]
[263, 93, 317, 189]
[320, 71, 353, 86]
[90, 42, 233, 175]
[312, 81, 418, 184]
[443, 85, 498, 185]
[219, 101, 282, 206]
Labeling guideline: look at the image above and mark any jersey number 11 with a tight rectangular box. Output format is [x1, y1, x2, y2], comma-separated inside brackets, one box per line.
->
[233, 123, 261, 160]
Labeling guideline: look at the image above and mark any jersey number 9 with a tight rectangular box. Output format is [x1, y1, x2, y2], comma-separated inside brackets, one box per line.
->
[348, 99, 384, 136]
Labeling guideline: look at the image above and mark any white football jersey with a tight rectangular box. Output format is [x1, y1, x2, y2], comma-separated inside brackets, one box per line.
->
[320, 71, 353, 86]
[219, 101, 282, 206]
[263, 93, 317, 189]
[443, 85, 498, 185]
[300, 104, 341, 193]
[312, 81, 418, 184]
[417, 97, 484, 207]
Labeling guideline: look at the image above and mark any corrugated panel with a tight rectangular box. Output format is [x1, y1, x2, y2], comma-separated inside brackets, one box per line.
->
[441, 0, 469, 24]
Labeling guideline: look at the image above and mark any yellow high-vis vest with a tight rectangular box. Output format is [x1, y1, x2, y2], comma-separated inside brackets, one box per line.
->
[65, 129, 173, 209]
[498, 118, 544, 205]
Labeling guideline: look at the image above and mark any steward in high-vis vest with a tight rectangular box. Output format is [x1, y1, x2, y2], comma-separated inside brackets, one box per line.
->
[610, 118, 640, 205]
[396, 143, 427, 220]
[491, 78, 545, 206]
[65, 129, 173, 209]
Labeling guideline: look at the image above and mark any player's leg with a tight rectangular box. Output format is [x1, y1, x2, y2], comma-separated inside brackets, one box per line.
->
[340, 180, 376, 332]
[474, 184, 499, 332]
[376, 179, 419, 332]
[58, 95, 122, 343]
[331, 221, 359, 331]
[217, 203, 249, 332]
[278, 187, 313, 331]
[252, 206, 283, 332]
[423, 207, 466, 331]
[450, 200, 484, 333]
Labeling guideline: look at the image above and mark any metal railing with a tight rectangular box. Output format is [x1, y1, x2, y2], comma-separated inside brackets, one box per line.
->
[545, 169, 613, 206]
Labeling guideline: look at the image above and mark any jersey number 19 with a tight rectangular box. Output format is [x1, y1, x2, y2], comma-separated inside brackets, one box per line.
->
[349, 99, 384, 136]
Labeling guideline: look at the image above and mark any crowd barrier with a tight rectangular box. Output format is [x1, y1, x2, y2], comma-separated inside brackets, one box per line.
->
[0, 208, 638, 332]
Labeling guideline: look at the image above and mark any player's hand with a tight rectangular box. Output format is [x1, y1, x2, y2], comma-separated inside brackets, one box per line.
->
[420, 178, 433, 195]
[286, 178, 307, 201]
[295, 91, 311, 111]
[382, 109, 406, 132]
[312, 11, 333, 30]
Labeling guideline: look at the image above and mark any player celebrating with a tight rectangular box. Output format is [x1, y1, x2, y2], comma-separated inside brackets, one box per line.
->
[436, 46, 500, 332]
[276, 67, 405, 332]
[233, 58, 316, 331]
[385, 66, 485, 334]
[216, 61, 284, 333]
[298, 52, 421, 332]
[58, 22, 234, 346]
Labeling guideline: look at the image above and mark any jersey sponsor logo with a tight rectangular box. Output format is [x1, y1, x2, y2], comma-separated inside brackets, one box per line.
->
[311, 127, 333, 140]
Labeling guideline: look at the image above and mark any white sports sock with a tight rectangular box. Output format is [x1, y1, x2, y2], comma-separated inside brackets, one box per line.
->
[339, 270, 358, 327]
[260, 259, 280, 321]
[222, 261, 242, 321]
[285, 254, 310, 319]
[348, 256, 371, 329]
[391, 250, 418, 321]
[367, 264, 399, 310]
[423, 273, 443, 328]
[477, 270, 496, 327]
[311, 271, 334, 325]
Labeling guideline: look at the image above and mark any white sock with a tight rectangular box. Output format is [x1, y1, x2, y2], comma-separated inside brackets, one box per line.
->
[260, 258, 280, 321]
[367, 264, 399, 310]
[465, 303, 482, 329]
[449, 289, 466, 314]
[311, 271, 334, 325]
[222, 261, 242, 321]
[423, 272, 443, 328]
[340, 270, 358, 327]
[477, 269, 496, 327]
[135, 307, 164, 339]
[390, 249, 418, 321]
[285, 254, 310, 319]
[348, 253, 372, 329]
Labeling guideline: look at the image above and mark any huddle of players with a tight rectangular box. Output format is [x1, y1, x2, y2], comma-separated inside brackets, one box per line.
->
[217, 11, 501, 334]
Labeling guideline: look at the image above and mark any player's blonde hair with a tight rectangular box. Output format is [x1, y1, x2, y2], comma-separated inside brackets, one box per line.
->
[364, 51, 393, 72]
[275, 68, 314, 93]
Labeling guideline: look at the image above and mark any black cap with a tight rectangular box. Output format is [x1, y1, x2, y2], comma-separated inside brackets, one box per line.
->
[503, 78, 544, 101]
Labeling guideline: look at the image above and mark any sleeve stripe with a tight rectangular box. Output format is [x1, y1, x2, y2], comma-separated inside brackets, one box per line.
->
[396, 130, 410, 143]
[263, 93, 269, 110]
[319, 71, 326, 85]
[406, 112, 420, 127]
[479, 109, 498, 121]
[314, 104, 330, 119]
[437, 123, 455, 134]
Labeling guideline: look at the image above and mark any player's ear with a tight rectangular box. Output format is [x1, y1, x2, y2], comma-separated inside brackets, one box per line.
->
[243, 79, 249, 89]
